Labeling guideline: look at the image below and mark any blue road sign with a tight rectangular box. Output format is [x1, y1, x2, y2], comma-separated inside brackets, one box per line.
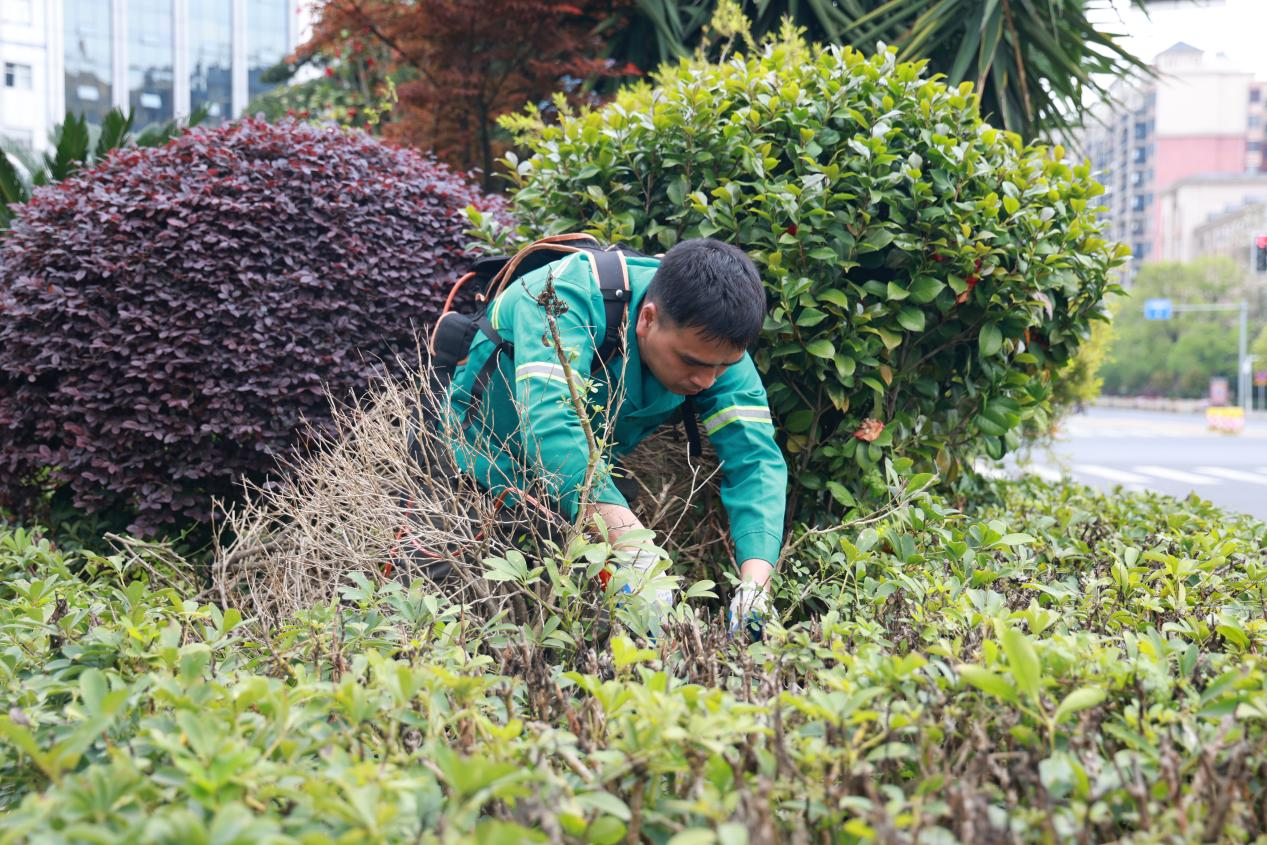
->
[1144, 298, 1173, 320]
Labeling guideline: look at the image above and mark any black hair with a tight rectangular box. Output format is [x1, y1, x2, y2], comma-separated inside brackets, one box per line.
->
[644, 238, 766, 348]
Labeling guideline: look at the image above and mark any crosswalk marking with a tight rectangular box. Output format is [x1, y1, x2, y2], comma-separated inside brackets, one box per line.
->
[1196, 467, 1267, 485]
[1132, 465, 1222, 485]
[973, 461, 1009, 480]
[1022, 464, 1064, 482]
[979, 462, 1267, 489]
[1073, 464, 1150, 484]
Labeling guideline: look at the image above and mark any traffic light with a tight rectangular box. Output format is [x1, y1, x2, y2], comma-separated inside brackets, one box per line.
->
[1256, 234, 1267, 273]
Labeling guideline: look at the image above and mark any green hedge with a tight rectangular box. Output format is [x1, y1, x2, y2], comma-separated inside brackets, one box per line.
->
[493, 34, 1126, 518]
[2, 479, 1266, 842]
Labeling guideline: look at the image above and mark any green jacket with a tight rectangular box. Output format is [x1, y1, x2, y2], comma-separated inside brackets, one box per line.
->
[447, 251, 787, 566]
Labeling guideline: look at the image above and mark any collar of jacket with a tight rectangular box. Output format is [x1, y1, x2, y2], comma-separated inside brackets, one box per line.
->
[615, 263, 685, 423]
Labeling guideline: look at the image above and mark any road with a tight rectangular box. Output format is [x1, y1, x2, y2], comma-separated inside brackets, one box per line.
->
[988, 408, 1267, 521]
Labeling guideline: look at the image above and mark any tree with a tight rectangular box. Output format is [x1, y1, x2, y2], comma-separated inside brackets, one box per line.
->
[1100, 258, 1247, 399]
[498, 33, 1125, 516]
[296, 0, 630, 188]
[618, 0, 1151, 141]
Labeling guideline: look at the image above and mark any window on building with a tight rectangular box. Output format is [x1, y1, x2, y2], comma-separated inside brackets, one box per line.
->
[1251, 141, 1263, 153]
[1, 0, 32, 24]
[1134, 121, 1149, 139]
[189, 0, 232, 124]
[3, 62, 32, 89]
[64, 0, 113, 124]
[1132, 146, 1147, 163]
[1252, 115, 1263, 129]
[1253, 88, 1263, 103]
[1131, 195, 1146, 212]
[246, 0, 290, 104]
[128, 0, 175, 128]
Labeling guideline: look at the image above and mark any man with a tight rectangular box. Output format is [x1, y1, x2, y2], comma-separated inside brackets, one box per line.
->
[446, 238, 787, 633]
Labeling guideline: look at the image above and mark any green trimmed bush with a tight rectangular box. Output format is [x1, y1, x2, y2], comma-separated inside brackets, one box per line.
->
[496, 34, 1126, 518]
[3, 480, 1267, 841]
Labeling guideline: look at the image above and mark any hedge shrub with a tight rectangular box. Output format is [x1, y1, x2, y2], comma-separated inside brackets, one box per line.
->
[499, 35, 1126, 518]
[4, 481, 1267, 841]
[0, 118, 501, 533]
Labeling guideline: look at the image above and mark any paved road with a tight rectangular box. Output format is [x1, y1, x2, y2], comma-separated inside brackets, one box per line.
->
[986, 408, 1267, 521]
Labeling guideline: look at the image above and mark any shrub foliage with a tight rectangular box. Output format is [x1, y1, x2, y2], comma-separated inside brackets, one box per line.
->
[3, 481, 1267, 841]
[0, 118, 499, 532]
[498, 35, 1126, 518]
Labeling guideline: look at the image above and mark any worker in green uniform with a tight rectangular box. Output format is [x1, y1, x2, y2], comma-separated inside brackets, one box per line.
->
[446, 239, 786, 634]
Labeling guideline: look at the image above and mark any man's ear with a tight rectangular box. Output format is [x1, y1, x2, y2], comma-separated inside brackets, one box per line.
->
[637, 301, 657, 332]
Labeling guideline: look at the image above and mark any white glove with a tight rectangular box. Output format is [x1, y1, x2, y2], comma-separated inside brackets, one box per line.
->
[617, 547, 675, 610]
[728, 580, 770, 638]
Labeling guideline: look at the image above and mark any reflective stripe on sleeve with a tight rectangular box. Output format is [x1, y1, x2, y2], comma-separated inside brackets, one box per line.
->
[516, 361, 576, 387]
[702, 404, 773, 435]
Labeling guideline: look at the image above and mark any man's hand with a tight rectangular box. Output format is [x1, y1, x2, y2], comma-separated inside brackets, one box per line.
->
[729, 559, 774, 639]
[617, 546, 675, 610]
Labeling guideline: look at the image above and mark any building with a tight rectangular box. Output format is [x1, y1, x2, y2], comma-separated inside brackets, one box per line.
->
[1081, 42, 1255, 278]
[1194, 199, 1267, 268]
[0, 0, 302, 152]
[1157, 173, 1267, 263]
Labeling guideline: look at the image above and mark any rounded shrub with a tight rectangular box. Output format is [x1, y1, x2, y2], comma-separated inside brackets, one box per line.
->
[0, 118, 501, 533]
[499, 36, 1126, 519]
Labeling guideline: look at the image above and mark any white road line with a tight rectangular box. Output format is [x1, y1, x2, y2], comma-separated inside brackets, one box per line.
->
[1073, 464, 1150, 484]
[972, 460, 1009, 480]
[1022, 464, 1064, 482]
[1196, 467, 1267, 485]
[1132, 466, 1221, 485]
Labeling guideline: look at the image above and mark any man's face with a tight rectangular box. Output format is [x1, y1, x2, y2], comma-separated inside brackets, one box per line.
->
[635, 302, 745, 395]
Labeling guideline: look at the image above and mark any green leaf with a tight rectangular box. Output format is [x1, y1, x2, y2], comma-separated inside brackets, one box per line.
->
[0, 149, 29, 207]
[994, 533, 1035, 547]
[896, 306, 925, 332]
[806, 338, 835, 359]
[1217, 624, 1250, 650]
[666, 175, 688, 207]
[667, 831, 716, 845]
[958, 665, 1019, 704]
[909, 276, 946, 304]
[576, 791, 631, 821]
[610, 635, 657, 668]
[1053, 687, 1106, 724]
[79, 668, 108, 716]
[979, 324, 1003, 357]
[717, 823, 749, 845]
[588, 817, 626, 845]
[818, 289, 849, 308]
[999, 625, 1042, 701]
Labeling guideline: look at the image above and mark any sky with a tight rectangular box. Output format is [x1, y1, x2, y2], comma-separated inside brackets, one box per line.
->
[1096, 0, 1267, 79]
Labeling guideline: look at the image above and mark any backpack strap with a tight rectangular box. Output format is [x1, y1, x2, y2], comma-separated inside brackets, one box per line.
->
[462, 315, 513, 425]
[584, 247, 632, 369]
[445, 237, 634, 425]
[681, 395, 702, 460]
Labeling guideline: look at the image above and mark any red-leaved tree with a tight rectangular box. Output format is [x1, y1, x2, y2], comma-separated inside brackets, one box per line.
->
[300, 0, 636, 188]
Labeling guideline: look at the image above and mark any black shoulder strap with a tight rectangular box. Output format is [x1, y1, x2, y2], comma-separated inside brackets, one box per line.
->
[682, 395, 702, 460]
[463, 315, 513, 425]
[585, 248, 631, 369]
